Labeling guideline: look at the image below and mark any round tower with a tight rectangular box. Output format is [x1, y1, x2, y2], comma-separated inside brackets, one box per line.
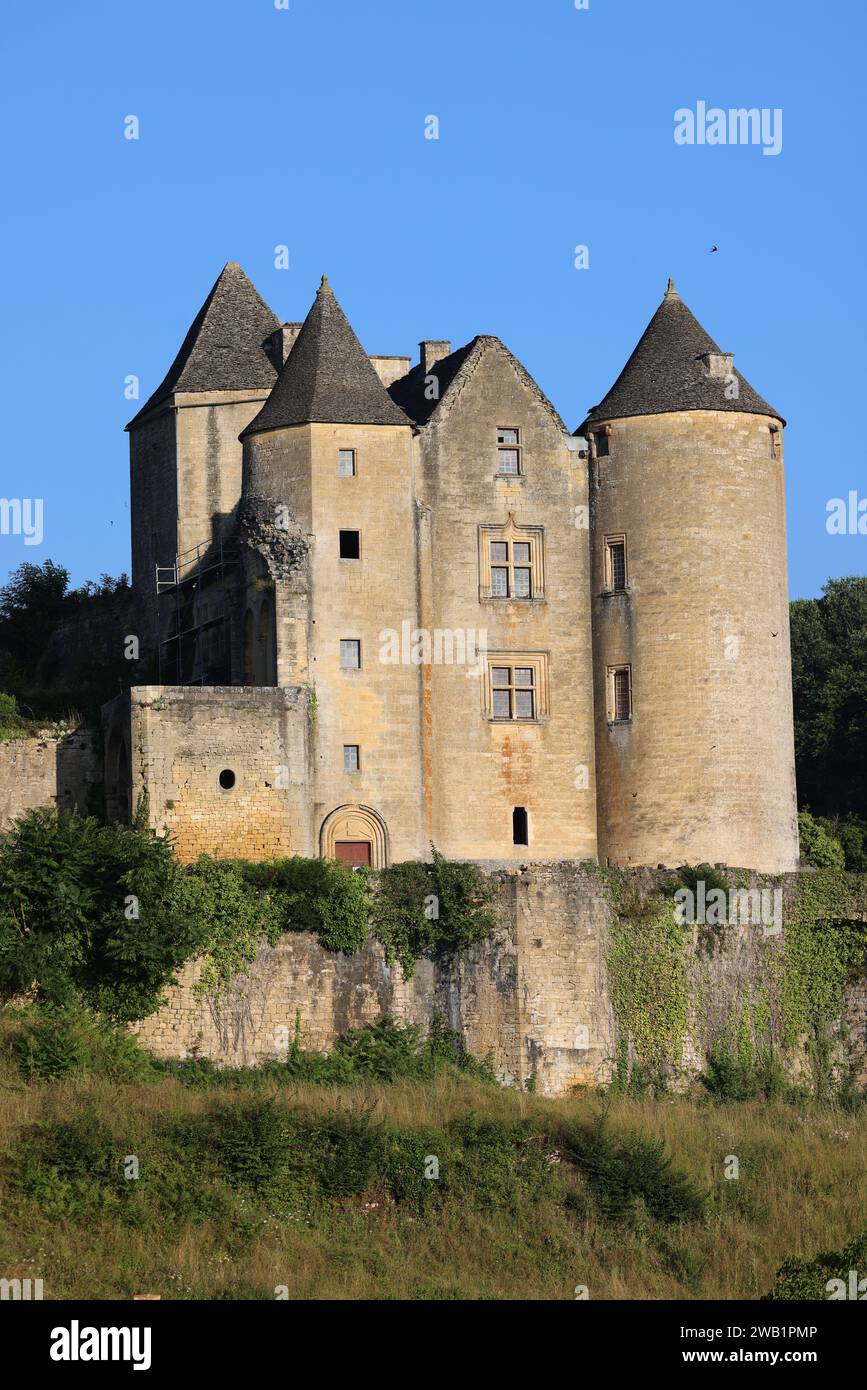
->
[583, 279, 798, 872]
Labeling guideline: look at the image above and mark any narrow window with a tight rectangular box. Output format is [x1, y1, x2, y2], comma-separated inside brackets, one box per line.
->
[339, 529, 360, 559]
[338, 448, 356, 476]
[769, 426, 780, 458]
[497, 427, 521, 475]
[513, 806, 528, 846]
[340, 639, 361, 670]
[605, 537, 627, 592]
[611, 666, 632, 722]
[343, 744, 360, 772]
[595, 430, 610, 458]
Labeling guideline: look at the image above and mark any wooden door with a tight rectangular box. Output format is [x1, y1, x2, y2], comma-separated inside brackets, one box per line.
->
[334, 841, 372, 868]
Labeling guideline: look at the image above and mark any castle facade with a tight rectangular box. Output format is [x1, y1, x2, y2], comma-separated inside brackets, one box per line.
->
[104, 266, 798, 872]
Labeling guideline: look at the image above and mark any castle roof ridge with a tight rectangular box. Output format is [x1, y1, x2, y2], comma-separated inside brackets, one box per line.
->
[388, 334, 568, 435]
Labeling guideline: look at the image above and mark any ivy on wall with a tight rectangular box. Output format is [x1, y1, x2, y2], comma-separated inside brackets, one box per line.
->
[599, 863, 867, 1098]
[602, 873, 690, 1073]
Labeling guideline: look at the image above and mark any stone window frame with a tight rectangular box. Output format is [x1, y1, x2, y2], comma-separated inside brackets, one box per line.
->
[478, 516, 545, 601]
[339, 638, 362, 671]
[343, 744, 361, 772]
[483, 651, 550, 723]
[338, 448, 357, 477]
[769, 424, 781, 459]
[592, 426, 611, 459]
[602, 534, 628, 594]
[607, 663, 633, 724]
[496, 426, 522, 475]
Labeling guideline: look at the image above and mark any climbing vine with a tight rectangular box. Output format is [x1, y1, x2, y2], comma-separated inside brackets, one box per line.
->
[604, 875, 690, 1073]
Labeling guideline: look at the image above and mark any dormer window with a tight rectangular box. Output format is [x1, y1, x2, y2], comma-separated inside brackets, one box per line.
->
[497, 428, 521, 475]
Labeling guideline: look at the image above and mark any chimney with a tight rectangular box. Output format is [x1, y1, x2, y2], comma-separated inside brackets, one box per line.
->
[700, 350, 734, 380]
[369, 355, 412, 388]
[263, 323, 303, 370]
[419, 339, 451, 374]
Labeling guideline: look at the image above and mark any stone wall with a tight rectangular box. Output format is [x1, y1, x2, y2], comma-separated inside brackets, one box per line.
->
[133, 863, 867, 1096]
[103, 685, 312, 862]
[134, 863, 614, 1094]
[0, 727, 103, 831]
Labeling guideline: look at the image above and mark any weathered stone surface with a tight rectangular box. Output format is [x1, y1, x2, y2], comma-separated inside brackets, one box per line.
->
[0, 728, 103, 829]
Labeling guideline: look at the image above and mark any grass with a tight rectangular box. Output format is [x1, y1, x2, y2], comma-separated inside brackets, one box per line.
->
[0, 1008, 863, 1300]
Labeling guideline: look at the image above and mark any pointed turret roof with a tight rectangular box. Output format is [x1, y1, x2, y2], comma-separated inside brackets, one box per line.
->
[240, 276, 410, 437]
[581, 279, 783, 427]
[127, 262, 280, 428]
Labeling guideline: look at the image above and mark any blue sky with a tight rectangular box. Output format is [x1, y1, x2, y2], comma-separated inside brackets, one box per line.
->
[1, 0, 863, 598]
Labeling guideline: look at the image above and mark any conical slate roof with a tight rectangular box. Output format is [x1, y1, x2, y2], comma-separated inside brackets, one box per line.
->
[241, 276, 410, 437]
[127, 263, 280, 428]
[582, 280, 782, 426]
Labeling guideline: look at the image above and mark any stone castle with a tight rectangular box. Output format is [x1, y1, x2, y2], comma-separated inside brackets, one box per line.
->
[100, 264, 799, 874]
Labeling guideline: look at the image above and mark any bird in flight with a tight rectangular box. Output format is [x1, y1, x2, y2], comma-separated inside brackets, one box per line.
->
[709, 245, 719, 253]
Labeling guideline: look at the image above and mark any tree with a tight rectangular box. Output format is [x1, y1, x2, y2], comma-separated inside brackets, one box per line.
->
[790, 577, 867, 820]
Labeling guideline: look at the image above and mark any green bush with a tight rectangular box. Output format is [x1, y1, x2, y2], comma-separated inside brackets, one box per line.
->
[0, 809, 212, 1020]
[158, 1016, 496, 1090]
[763, 1232, 867, 1300]
[188, 856, 283, 995]
[238, 855, 371, 954]
[699, 1038, 789, 1104]
[798, 811, 846, 870]
[8, 1005, 154, 1083]
[562, 1118, 706, 1224]
[0, 690, 30, 741]
[676, 863, 729, 898]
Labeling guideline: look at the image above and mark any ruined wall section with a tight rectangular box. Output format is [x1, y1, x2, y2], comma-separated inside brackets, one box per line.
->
[0, 727, 103, 830]
[103, 685, 313, 862]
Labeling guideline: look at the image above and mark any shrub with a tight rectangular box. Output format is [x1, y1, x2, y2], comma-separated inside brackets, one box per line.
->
[0, 809, 211, 1020]
[7, 1005, 154, 1083]
[698, 1038, 791, 1104]
[798, 811, 846, 870]
[0, 690, 29, 740]
[763, 1232, 867, 1300]
[239, 855, 371, 954]
[188, 856, 283, 995]
[562, 1118, 706, 1224]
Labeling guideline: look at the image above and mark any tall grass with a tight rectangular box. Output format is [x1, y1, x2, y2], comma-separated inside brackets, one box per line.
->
[0, 1008, 863, 1300]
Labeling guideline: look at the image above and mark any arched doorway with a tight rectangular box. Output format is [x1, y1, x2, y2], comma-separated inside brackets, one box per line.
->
[319, 804, 389, 869]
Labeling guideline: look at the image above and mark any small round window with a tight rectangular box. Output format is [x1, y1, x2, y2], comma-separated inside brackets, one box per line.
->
[218, 769, 236, 791]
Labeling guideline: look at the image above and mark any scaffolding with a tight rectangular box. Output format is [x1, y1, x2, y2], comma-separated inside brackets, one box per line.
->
[155, 536, 238, 685]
